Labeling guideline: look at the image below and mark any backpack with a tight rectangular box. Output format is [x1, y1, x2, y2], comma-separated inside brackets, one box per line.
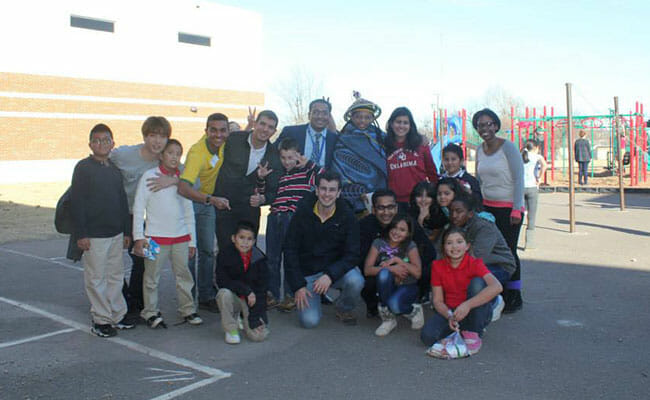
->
[54, 187, 73, 234]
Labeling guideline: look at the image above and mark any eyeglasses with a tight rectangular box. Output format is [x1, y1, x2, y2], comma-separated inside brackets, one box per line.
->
[90, 138, 113, 145]
[477, 121, 496, 129]
[310, 111, 329, 117]
[375, 204, 397, 211]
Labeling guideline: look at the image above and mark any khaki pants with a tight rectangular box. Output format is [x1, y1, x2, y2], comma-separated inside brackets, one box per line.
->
[141, 242, 196, 320]
[82, 234, 127, 325]
[216, 289, 267, 341]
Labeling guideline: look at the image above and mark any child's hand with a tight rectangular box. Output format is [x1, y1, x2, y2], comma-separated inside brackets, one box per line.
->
[188, 247, 196, 259]
[133, 239, 147, 256]
[448, 317, 459, 331]
[453, 302, 471, 322]
[296, 155, 309, 168]
[257, 161, 273, 179]
[77, 238, 90, 251]
[247, 292, 256, 307]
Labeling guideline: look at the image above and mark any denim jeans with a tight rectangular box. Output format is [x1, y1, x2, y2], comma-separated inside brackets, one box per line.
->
[191, 202, 217, 302]
[578, 161, 590, 184]
[486, 264, 511, 286]
[376, 268, 418, 315]
[265, 212, 293, 299]
[298, 267, 365, 329]
[420, 277, 493, 346]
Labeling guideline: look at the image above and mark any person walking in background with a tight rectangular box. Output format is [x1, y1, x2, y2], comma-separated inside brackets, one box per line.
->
[574, 130, 592, 185]
[522, 140, 547, 249]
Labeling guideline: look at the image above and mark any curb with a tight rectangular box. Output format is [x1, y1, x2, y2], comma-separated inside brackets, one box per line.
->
[539, 187, 650, 194]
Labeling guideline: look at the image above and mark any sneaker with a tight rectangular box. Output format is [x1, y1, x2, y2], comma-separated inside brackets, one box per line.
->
[225, 329, 241, 344]
[335, 310, 357, 326]
[266, 292, 279, 310]
[277, 296, 296, 312]
[198, 299, 220, 313]
[92, 323, 117, 338]
[461, 331, 482, 355]
[183, 313, 203, 325]
[246, 323, 269, 342]
[114, 315, 137, 330]
[503, 290, 523, 314]
[146, 313, 166, 329]
[491, 295, 505, 322]
[405, 304, 424, 330]
[375, 306, 397, 336]
[237, 314, 244, 330]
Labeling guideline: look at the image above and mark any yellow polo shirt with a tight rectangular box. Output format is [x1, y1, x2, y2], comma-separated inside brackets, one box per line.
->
[180, 136, 225, 195]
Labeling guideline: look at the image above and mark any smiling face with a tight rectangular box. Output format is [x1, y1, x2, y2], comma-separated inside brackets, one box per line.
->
[449, 200, 472, 227]
[391, 115, 410, 142]
[309, 102, 330, 131]
[437, 183, 455, 207]
[388, 220, 410, 246]
[415, 189, 433, 210]
[351, 110, 374, 130]
[477, 114, 498, 143]
[279, 148, 300, 172]
[443, 151, 462, 175]
[143, 131, 168, 155]
[205, 119, 229, 150]
[443, 232, 470, 263]
[316, 179, 341, 209]
[161, 143, 182, 171]
[252, 115, 278, 146]
[373, 195, 398, 226]
[232, 228, 255, 254]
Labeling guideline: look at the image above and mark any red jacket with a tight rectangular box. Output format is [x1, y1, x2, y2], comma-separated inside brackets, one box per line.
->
[387, 143, 438, 202]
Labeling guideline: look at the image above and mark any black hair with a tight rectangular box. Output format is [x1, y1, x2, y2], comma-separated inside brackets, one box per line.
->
[450, 191, 478, 214]
[256, 110, 279, 128]
[309, 98, 332, 113]
[472, 108, 501, 131]
[315, 170, 342, 189]
[442, 143, 464, 160]
[522, 140, 537, 164]
[278, 137, 300, 152]
[89, 123, 113, 140]
[234, 220, 257, 238]
[382, 214, 414, 254]
[372, 188, 397, 207]
[408, 181, 439, 221]
[440, 225, 469, 252]
[164, 138, 183, 154]
[385, 107, 423, 153]
[206, 113, 229, 128]
[436, 177, 463, 198]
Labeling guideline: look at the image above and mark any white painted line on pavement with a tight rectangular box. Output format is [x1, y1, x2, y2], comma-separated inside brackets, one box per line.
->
[0, 296, 231, 382]
[148, 376, 225, 400]
[0, 248, 84, 272]
[0, 328, 76, 349]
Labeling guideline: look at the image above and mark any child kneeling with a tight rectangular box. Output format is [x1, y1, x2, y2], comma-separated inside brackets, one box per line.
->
[421, 227, 502, 356]
[216, 221, 270, 344]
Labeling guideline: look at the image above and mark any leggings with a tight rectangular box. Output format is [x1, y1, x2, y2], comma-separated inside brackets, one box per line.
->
[524, 187, 539, 231]
[484, 205, 522, 290]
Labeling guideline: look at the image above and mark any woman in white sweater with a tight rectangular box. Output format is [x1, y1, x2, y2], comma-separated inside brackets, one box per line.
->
[133, 139, 202, 328]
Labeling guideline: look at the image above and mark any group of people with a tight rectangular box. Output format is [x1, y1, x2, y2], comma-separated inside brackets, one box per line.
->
[69, 94, 547, 355]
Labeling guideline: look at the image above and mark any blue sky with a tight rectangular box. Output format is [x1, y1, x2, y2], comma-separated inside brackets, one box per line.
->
[213, 0, 649, 125]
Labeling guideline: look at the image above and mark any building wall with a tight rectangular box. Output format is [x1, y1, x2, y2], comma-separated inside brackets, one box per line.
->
[0, 0, 264, 182]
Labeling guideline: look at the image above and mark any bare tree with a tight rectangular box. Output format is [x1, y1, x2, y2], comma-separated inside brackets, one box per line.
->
[467, 85, 524, 132]
[273, 66, 323, 126]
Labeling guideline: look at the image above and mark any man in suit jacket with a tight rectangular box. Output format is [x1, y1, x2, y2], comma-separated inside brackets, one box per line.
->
[275, 99, 337, 169]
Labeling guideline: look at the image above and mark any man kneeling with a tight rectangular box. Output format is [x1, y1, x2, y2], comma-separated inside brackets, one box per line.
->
[284, 171, 364, 328]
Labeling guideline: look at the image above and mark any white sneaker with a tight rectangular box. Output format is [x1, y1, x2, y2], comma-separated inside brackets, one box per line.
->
[375, 306, 397, 336]
[225, 330, 241, 344]
[491, 295, 505, 322]
[405, 304, 424, 330]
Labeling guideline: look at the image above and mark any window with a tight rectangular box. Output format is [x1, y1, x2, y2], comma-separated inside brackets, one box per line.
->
[70, 15, 114, 33]
[178, 32, 210, 47]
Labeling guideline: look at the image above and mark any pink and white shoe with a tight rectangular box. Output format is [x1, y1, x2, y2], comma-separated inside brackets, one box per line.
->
[461, 331, 482, 355]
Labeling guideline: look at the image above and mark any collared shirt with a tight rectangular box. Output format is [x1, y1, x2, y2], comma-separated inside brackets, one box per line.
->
[313, 202, 336, 223]
[179, 136, 225, 195]
[305, 124, 327, 166]
[246, 134, 267, 175]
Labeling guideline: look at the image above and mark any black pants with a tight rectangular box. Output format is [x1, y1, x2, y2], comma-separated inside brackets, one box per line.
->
[484, 206, 522, 285]
[122, 240, 145, 313]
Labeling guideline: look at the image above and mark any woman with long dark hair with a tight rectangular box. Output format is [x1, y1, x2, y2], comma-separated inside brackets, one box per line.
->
[473, 108, 524, 314]
[385, 107, 438, 210]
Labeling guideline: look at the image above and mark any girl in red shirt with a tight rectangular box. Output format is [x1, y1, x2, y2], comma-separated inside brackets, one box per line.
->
[421, 227, 502, 356]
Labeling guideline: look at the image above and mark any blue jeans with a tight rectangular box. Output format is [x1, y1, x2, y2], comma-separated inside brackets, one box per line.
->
[420, 277, 493, 346]
[298, 267, 365, 329]
[486, 264, 511, 286]
[376, 268, 418, 315]
[191, 202, 217, 302]
[578, 161, 590, 184]
[265, 212, 293, 299]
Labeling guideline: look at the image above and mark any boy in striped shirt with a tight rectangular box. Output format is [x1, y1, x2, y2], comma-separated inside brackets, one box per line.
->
[258, 137, 322, 311]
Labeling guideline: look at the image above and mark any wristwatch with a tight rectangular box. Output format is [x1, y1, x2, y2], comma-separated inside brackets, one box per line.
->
[205, 194, 212, 204]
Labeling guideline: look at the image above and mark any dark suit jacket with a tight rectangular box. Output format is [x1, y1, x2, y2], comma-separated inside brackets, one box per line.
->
[275, 124, 337, 169]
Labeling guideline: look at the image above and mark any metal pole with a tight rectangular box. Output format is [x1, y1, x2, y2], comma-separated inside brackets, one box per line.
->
[551, 106, 555, 181]
[510, 106, 515, 142]
[614, 97, 625, 211]
[566, 83, 576, 233]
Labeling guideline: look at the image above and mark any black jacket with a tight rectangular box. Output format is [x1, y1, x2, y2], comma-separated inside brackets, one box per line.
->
[216, 243, 268, 328]
[275, 124, 338, 169]
[284, 193, 360, 292]
[213, 131, 282, 207]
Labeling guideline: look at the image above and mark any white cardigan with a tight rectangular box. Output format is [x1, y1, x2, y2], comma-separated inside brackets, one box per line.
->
[132, 166, 196, 246]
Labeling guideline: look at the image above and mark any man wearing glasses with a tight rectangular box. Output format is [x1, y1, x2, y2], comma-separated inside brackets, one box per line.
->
[275, 98, 337, 169]
[359, 189, 436, 318]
